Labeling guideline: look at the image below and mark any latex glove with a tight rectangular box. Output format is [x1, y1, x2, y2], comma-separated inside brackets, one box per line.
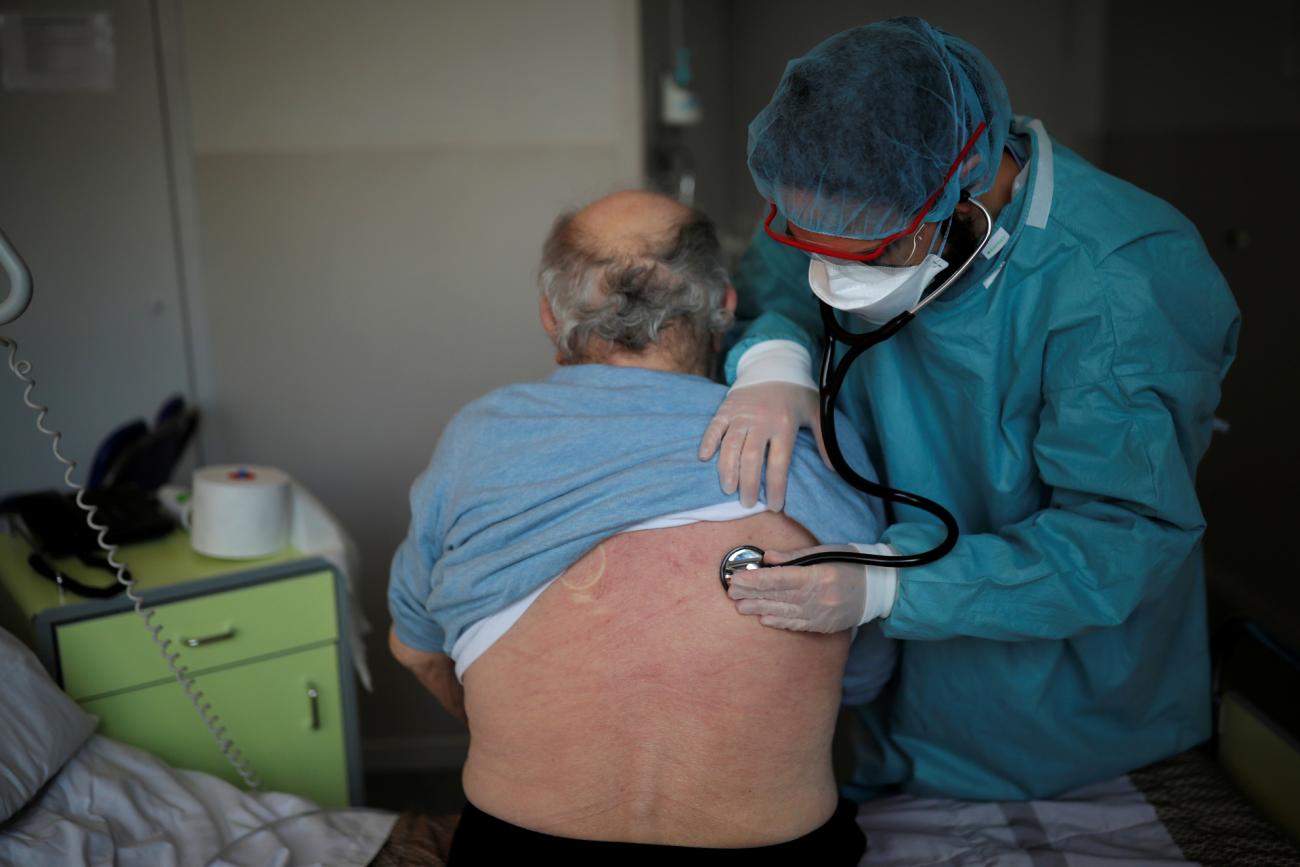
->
[698, 381, 822, 511]
[727, 544, 872, 633]
[699, 339, 822, 512]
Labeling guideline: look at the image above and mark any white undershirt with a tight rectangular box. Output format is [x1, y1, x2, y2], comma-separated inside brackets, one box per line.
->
[451, 500, 766, 681]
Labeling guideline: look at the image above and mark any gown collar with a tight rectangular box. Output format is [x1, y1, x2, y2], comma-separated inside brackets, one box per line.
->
[932, 116, 1056, 307]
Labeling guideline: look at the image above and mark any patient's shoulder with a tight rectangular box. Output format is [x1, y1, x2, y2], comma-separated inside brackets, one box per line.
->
[457, 367, 727, 427]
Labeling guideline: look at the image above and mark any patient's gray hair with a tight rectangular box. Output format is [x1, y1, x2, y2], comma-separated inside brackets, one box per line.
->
[538, 208, 732, 368]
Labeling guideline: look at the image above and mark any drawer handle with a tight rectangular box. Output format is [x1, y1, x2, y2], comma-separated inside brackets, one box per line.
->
[307, 683, 320, 731]
[182, 627, 236, 648]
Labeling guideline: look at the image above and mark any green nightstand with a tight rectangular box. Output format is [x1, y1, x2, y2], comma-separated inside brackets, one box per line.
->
[0, 530, 362, 807]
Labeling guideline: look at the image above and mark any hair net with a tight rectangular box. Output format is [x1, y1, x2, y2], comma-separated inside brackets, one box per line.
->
[748, 17, 1011, 241]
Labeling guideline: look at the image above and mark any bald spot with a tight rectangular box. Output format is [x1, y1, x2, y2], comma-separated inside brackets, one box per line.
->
[571, 190, 691, 259]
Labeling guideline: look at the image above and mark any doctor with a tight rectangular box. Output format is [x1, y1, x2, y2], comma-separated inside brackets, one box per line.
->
[699, 17, 1240, 800]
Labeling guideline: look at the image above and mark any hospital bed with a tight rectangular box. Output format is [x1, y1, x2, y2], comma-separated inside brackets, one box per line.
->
[371, 744, 1300, 866]
[0, 734, 395, 867]
[4, 744, 1291, 867]
[854, 617, 1300, 866]
[856, 748, 1298, 865]
[0, 619, 392, 866]
[376, 734, 1300, 866]
[3, 618, 1295, 866]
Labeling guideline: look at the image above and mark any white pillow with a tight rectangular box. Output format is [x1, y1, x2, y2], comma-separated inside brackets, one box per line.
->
[0, 627, 96, 822]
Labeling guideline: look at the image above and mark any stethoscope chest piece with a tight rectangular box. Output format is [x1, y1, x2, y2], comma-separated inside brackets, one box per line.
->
[720, 545, 765, 592]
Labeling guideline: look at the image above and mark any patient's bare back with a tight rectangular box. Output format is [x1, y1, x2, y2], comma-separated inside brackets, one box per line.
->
[462, 511, 850, 847]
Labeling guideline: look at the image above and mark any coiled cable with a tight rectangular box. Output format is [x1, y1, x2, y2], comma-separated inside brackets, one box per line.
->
[1, 333, 262, 791]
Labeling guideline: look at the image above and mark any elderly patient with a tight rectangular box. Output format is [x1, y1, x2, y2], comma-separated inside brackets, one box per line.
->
[387, 191, 891, 864]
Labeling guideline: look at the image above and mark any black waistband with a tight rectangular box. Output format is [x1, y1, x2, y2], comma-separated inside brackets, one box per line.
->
[446, 797, 866, 865]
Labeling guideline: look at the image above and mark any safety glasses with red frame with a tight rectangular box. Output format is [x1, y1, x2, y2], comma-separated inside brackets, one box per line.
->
[763, 121, 988, 262]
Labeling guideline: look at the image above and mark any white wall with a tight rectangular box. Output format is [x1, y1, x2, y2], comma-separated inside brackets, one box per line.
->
[180, 0, 643, 757]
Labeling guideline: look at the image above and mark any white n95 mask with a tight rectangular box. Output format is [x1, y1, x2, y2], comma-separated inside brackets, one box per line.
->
[808, 253, 949, 325]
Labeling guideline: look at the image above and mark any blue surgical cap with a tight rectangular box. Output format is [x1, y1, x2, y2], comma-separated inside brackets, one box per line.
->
[748, 17, 1011, 241]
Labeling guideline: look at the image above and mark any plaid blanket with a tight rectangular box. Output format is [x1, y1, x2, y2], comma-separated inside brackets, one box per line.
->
[856, 748, 1298, 866]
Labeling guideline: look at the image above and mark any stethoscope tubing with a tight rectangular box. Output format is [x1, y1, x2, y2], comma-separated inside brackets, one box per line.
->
[779, 199, 994, 571]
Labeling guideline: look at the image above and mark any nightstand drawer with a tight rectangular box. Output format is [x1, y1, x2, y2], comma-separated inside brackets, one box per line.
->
[82, 642, 349, 807]
[57, 570, 337, 700]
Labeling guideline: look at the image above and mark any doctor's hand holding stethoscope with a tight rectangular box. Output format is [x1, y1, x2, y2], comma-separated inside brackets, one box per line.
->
[702, 157, 997, 635]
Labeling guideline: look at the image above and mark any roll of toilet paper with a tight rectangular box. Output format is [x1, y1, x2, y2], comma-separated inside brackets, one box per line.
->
[189, 465, 291, 559]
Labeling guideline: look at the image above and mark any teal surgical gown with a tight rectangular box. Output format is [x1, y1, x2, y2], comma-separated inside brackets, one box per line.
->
[726, 118, 1241, 800]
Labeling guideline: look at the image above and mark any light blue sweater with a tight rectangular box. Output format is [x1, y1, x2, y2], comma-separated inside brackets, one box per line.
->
[388, 364, 890, 699]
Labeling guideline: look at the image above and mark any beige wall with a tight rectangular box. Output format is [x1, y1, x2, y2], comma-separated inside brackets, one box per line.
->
[181, 0, 642, 764]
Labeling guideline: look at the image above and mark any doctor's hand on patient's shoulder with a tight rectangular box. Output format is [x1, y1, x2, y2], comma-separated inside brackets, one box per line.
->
[727, 545, 870, 633]
[698, 382, 825, 512]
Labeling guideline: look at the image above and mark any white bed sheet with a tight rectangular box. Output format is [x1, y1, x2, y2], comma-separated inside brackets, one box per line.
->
[0, 734, 396, 867]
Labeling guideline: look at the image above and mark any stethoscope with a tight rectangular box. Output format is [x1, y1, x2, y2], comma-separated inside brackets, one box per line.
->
[721, 197, 994, 591]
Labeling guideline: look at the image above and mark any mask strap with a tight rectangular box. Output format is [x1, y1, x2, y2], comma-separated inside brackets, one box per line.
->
[927, 186, 972, 260]
[901, 229, 922, 265]
[929, 217, 953, 258]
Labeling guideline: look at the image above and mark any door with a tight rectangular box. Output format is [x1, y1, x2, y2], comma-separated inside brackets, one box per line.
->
[0, 1, 199, 495]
